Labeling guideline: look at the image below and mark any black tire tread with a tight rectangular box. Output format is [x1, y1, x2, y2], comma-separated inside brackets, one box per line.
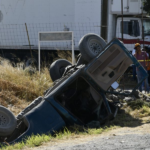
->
[79, 34, 106, 62]
[0, 105, 17, 137]
[50, 59, 71, 81]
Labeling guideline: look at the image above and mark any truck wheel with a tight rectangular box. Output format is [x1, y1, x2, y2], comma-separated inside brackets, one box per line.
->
[0, 105, 17, 137]
[50, 59, 72, 82]
[79, 34, 106, 62]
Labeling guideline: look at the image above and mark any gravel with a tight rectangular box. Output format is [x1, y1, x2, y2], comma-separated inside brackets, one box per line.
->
[48, 134, 150, 150]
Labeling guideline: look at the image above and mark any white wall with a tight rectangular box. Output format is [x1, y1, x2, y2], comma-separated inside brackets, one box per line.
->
[74, 0, 101, 47]
[0, 0, 101, 50]
[107, 0, 116, 43]
[74, 0, 101, 23]
[0, 0, 75, 24]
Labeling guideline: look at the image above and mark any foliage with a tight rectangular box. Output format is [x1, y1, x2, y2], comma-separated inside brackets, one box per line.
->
[143, 0, 150, 14]
[0, 126, 116, 150]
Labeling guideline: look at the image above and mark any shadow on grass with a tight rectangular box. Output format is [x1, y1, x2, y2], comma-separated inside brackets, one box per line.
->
[59, 100, 150, 134]
[106, 109, 142, 128]
[105, 100, 150, 128]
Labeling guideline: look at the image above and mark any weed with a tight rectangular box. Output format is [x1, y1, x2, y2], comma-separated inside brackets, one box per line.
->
[127, 100, 150, 110]
[0, 125, 116, 150]
[0, 61, 52, 115]
[25, 134, 51, 147]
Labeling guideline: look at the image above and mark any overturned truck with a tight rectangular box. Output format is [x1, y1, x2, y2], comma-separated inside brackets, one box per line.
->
[0, 34, 148, 145]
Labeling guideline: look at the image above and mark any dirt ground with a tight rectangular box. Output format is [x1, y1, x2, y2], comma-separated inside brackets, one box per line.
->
[28, 120, 150, 150]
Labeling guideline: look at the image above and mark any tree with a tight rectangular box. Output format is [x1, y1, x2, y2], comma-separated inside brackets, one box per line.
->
[143, 0, 150, 14]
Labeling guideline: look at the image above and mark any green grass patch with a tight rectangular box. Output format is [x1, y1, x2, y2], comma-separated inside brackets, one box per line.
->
[125, 100, 150, 118]
[127, 100, 150, 110]
[0, 125, 117, 150]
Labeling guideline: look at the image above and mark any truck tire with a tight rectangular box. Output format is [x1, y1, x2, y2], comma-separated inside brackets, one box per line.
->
[0, 105, 17, 137]
[50, 59, 72, 82]
[79, 34, 106, 62]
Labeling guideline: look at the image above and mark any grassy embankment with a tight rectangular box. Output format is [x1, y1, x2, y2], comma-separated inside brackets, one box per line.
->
[0, 50, 72, 115]
[0, 53, 150, 149]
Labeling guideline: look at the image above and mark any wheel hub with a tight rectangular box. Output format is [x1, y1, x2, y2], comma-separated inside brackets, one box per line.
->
[88, 39, 103, 55]
[0, 114, 8, 127]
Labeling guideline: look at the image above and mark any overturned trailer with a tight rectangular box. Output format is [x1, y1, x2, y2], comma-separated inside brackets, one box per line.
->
[0, 34, 148, 145]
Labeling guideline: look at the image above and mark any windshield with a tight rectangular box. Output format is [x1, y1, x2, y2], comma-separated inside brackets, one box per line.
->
[143, 19, 150, 35]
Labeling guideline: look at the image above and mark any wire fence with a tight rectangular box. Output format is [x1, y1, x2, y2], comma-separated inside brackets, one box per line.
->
[0, 23, 101, 50]
[0, 22, 142, 52]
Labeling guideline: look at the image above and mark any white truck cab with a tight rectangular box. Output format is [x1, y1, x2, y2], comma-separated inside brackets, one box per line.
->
[116, 17, 150, 51]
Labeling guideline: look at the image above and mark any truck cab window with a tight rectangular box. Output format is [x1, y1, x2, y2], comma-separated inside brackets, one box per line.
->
[120, 20, 140, 37]
[143, 20, 150, 35]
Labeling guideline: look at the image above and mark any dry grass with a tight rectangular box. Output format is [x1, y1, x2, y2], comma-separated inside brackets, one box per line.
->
[0, 60, 52, 115]
[57, 50, 72, 62]
[124, 100, 150, 118]
[0, 50, 72, 115]
[1, 55, 150, 149]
